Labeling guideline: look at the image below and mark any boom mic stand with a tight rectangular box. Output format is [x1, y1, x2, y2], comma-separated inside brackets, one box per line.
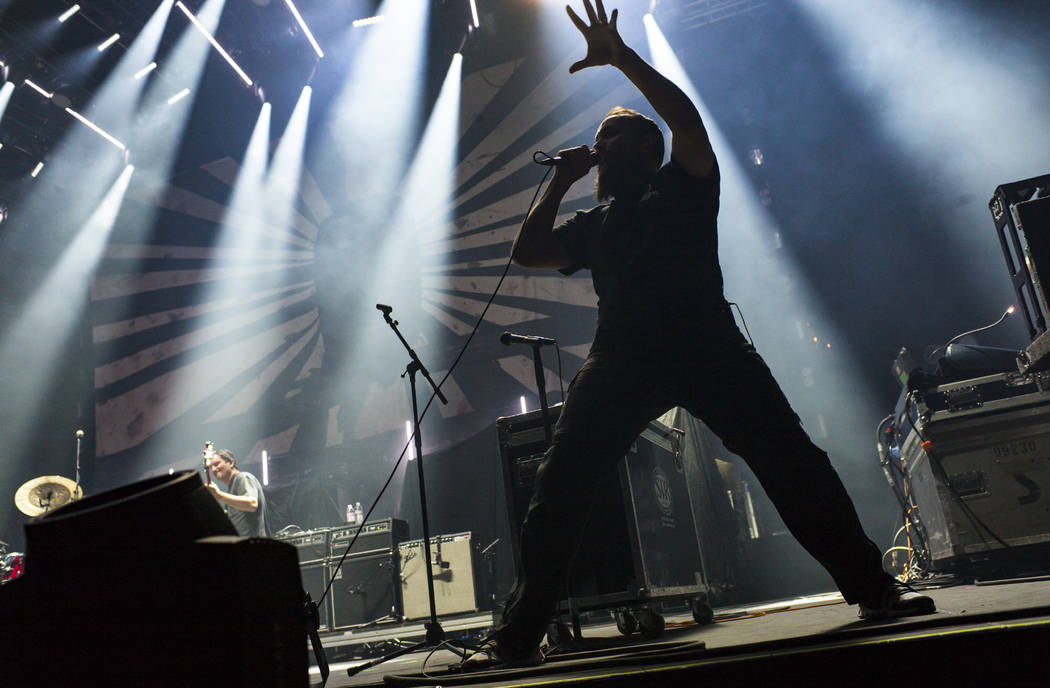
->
[347, 304, 471, 677]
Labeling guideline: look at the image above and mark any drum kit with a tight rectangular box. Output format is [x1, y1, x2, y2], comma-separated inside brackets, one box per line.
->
[2, 474, 83, 583]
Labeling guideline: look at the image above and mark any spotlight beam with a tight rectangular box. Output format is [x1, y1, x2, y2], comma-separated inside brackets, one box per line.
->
[284, 0, 324, 58]
[175, 1, 253, 86]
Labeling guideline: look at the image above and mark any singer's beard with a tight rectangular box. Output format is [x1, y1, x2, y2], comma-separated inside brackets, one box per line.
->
[595, 159, 653, 203]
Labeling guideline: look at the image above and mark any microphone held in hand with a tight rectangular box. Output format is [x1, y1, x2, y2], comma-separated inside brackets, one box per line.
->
[534, 150, 599, 168]
[501, 331, 556, 347]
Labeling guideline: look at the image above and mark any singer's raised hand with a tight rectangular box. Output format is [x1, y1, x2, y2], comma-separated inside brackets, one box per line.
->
[566, 0, 625, 74]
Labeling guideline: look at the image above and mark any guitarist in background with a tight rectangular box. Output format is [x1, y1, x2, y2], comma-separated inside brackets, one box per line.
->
[206, 447, 268, 537]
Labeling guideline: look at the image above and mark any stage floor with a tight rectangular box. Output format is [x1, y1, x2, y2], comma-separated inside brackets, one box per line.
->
[308, 576, 1050, 687]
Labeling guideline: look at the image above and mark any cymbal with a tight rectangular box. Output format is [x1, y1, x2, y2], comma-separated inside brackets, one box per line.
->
[14, 475, 83, 517]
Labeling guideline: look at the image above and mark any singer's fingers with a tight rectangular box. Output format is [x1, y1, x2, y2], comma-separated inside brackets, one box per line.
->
[582, 0, 598, 25]
[610, 8, 618, 29]
[596, 0, 608, 24]
[566, 5, 587, 32]
[569, 58, 589, 74]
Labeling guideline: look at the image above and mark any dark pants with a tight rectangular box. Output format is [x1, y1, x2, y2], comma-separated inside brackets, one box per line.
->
[494, 320, 890, 655]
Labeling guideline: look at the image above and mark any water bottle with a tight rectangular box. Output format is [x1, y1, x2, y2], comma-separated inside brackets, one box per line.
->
[346, 504, 355, 524]
[354, 501, 363, 524]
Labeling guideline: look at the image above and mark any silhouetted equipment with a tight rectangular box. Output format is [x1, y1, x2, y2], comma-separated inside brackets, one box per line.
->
[0, 471, 308, 686]
[891, 371, 1050, 577]
[496, 406, 711, 639]
[399, 532, 479, 620]
[328, 518, 408, 629]
[991, 174, 1050, 372]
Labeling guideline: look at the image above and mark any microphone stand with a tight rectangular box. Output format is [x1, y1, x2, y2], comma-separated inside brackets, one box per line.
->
[529, 343, 553, 446]
[347, 305, 471, 678]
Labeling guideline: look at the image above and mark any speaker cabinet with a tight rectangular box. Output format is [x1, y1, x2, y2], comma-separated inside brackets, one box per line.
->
[329, 551, 400, 628]
[299, 561, 331, 632]
[399, 532, 478, 620]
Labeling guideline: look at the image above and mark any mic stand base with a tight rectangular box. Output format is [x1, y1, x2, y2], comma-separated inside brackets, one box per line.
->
[345, 621, 475, 678]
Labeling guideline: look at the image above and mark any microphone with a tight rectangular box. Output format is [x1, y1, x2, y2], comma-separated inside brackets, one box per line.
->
[376, 303, 393, 315]
[501, 331, 556, 347]
[536, 150, 599, 168]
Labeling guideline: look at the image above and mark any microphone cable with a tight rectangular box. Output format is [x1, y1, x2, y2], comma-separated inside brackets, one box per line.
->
[320, 159, 556, 606]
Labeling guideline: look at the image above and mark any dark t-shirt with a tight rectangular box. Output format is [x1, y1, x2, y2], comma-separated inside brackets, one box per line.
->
[226, 471, 268, 537]
[554, 156, 727, 350]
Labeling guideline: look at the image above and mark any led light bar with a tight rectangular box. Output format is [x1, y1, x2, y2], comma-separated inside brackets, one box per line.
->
[352, 15, 384, 28]
[284, 0, 324, 58]
[175, 1, 253, 86]
[24, 79, 54, 99]
[31, 162, 44, 178]
[469, 0, 480, 28]
[58, 4, 81, 23]
[65, 107, 127, 150]
[262, 450, 269, 486]
[98, 33, 120, 51]
[134, 62, 158, 80]
[167, 88, 190, 105]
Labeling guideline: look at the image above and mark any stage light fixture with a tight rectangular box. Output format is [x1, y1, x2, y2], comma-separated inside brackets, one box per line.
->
[261, 450, 269, 486]
[134, 62, 158, 79]
[98, 33, 120, 52]
[175, 1, 253, 86]
[65, 107, 127, 150]
[284, 0, 324, 58]
[0, 81, 12, 120]
[405, 420, 415, 460]
[469, 0, 480, 28]
[167, 87, 191, 105]
[31, 162, 44, 178]
[352, 15, 384, 28]
[520, 395, 526, 414]
[58, 4, 81, 23]
[24, 79, 54, 99]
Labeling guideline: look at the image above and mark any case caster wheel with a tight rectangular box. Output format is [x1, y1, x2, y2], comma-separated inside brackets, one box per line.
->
[546, 620, 573, 648]
[613, 609, 638, 636]
[637, 609, 665, 639]
[690, 597, 714, 625]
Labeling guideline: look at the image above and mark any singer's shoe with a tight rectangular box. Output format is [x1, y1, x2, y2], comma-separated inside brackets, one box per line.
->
[858, 580, 936, 620]
[460, 637, 543, 672]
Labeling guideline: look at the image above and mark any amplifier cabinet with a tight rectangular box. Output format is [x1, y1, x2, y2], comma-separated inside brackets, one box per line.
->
[274, 530, 329, 565]
[329, 551, 401, 629]
[903, 382, 1050, 572]
[329, 518, 408, 559]
[496, 406, 707, 609]
[299, 561, 331, 632]
[399, 532, 478, 620]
